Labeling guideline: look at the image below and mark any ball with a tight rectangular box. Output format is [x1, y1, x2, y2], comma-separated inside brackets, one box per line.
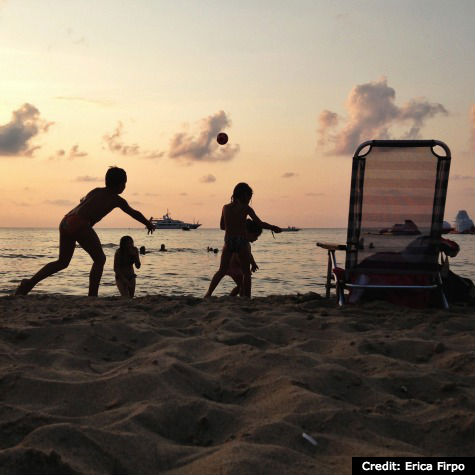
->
[217, 132, 228, 145]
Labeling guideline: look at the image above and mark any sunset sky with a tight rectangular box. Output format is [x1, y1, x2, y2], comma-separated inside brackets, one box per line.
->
[1, 0, 474, 228]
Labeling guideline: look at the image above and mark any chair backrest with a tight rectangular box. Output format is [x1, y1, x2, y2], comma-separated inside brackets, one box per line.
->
[345, 140, 451, 279]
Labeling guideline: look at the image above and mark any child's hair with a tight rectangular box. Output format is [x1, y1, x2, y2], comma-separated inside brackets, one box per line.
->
[246, 219, 262, 236]
[232, 182, 253, 203]
[106, 167, 127, 188]
[119, 235, 133, 250]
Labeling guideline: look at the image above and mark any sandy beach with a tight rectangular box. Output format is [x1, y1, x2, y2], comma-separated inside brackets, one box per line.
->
[0, 293, 473, 474]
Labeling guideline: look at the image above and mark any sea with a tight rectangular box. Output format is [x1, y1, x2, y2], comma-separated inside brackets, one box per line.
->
[0, 228, 473, 298]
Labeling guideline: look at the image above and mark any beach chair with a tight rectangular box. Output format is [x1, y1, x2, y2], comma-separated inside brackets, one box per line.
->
[319, 140, 451, 308]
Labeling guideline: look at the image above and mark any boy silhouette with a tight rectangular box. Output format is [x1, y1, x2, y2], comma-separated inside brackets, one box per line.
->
[15, 167, 155, 296]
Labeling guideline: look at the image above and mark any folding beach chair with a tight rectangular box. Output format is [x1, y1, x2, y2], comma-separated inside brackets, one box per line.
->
[319, 140, 451, 308]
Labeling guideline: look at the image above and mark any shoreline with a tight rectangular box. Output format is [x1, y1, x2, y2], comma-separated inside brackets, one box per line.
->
[0, 293, 473, 474]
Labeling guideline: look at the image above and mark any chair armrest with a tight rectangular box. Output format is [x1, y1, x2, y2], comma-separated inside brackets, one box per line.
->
[316, 242, 347, 251]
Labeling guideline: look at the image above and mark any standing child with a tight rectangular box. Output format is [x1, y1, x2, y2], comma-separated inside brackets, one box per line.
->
[114, 236, 141, 298]
[205, 183, 281, 298]
[207, 219, 262, 297]
[15, 167, 155, 296]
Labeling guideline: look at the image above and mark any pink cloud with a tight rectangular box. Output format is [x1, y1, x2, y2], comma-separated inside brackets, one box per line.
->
[317, 78, 448, 155]
[169, 110, 239, 163]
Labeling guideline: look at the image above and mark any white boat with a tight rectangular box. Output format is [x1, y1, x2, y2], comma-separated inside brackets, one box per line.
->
[150, 211, 201, 230]
[453, 210, 474, 234]
[281, 226, 301, 232]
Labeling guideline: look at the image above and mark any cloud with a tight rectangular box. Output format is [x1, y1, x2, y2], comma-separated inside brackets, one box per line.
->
[74, 175, 102, 182]
[317, 110, 339, 146]
[69, 145, 87, 158]
[169, 110, 240, 163]
[0, 103, 52, 157]
[103, 122, 164, 159]
[12, 200, 31, 207]
[282, 172, 297, 178]
[200, 174, 216, 183]
[45, 199, 75, 206]
[317, 77, 448, 155]
[103, 122, 140, 156]
[142, 150, 165, 160]
[49, 145, 88, 160]
[55, 96, 114, 107]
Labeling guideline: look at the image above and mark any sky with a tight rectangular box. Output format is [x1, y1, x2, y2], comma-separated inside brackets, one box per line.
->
[0, 0, 474, 228]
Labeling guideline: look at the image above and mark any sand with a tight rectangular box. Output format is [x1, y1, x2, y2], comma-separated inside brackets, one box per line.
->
[0, 293, 473, 474]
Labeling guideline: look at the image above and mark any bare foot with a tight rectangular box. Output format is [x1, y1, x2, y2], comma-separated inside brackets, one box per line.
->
[15, 279, 32, 296]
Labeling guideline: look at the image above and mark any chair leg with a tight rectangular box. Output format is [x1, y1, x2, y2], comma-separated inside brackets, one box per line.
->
[336, 282, 346, 306]
[436, 272, 449, 309]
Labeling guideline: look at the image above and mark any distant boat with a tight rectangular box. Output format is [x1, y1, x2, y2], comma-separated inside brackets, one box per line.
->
[150, 211, 201, 230]
[380, 219, 420, 235]
[442, 221, 453, 234]
[281, 226, 301, 232]
[451, 210, 475, 234]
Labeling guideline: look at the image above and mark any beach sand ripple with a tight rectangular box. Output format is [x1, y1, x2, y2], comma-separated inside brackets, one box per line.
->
[0, 294, 473, 474]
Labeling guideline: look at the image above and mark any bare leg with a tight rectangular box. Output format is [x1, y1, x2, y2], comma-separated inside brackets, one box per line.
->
[77, 228, 106, 297]
[15, 230, 76, 295]
[116, 278, 130, 297]
[204, 246, 233, 297]
[237, 247, 252, 298]
[130, 278, 136, 298]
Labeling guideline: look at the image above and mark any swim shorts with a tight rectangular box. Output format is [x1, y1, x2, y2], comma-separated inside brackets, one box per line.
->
[60, 214, 91, 238]
[225, 236, 247, 253]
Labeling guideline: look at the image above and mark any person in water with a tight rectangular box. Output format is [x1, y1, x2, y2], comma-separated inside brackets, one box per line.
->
[15, 167, 155, 296]
[159, 244, 167, 252]
[206, 219, 262, 297]
[114, 236, 141, 298]
[205, 182, 281, 298]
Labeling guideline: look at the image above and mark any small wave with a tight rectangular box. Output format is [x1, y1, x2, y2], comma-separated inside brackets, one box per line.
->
[102, 243, 118, 248]
[143, 248, 200, 254]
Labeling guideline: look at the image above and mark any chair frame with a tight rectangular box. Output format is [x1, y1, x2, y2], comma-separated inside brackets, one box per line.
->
[331, 139, 451, 308]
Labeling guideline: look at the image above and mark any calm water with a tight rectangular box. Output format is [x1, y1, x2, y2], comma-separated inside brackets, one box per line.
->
[0, 228, 473, 297]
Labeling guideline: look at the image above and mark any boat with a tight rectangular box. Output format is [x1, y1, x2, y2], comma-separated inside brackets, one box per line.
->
[150, 211, 201, 230]
[379, 219, 421, 235]
[451, 210, 475, 234]
[281, 226, 301, 232]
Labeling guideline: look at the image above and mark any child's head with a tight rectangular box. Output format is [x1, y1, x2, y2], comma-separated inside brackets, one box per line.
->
[246, 219, 262, 242]
[106, 167, 127, 192]
[119, 235, 134, 250]
[232, 182, 253, 204]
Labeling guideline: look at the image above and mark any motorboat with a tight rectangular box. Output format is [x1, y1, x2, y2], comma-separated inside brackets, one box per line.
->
[281, 226, 301, 232]
[452, 210, 475, 234]
[150, 211, 201, 230]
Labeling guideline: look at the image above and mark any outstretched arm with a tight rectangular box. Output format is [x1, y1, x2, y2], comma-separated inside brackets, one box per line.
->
[250, 251, 258, 272]
[118, 198, 155, 233]
[247, 206, 281, 233]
